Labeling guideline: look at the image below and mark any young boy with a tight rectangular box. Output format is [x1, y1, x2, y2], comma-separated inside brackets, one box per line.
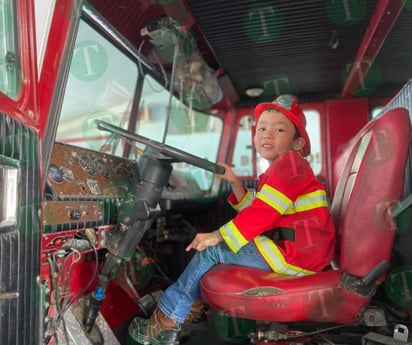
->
[129, 94, 336, 345]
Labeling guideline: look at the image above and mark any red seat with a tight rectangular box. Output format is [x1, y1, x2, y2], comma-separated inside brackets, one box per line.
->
[200, 107, 411, 324]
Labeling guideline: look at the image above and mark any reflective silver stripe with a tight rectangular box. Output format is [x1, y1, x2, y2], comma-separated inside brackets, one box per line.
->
[254, 236, 314, 276]
[295, 190, 328, 209]
[257, 184, 292, 214]
[285, 190, 328, 214]
[232, 190, 254, 211]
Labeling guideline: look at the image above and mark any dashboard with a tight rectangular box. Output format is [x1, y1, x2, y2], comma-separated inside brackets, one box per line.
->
[44, 142, 137, 233]
[41, 141, 209, 256]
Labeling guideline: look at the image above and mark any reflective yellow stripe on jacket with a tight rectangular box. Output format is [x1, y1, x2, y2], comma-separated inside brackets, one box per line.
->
[256, 184, 293, 214]
[220, 220, 248, 253]
[230, 190, 254, 211]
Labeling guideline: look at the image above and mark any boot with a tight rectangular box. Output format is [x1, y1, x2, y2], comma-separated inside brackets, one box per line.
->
[180, 300, 207, 341]
[184, 299, 207, 324]
[129, 308, 181, 345]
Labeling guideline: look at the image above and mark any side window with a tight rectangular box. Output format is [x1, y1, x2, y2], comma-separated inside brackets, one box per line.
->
[232, 115, 254, 177]
[233, 110, 322, 177]
[0, 0, 20, 98]
[56, 19, 138, 156]
[371, 106, 383, 119]
[303, 110, 322, 175]
[0, 163, 18, 226]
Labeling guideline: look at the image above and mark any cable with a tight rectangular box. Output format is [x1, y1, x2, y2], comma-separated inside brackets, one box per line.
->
[317, 333, 337, 345]
[58, 239, 99, 321]
[56, 250, 80, 343]
[137, 39, 168, 92]
[43, 238, 100, 344]
[44, 250, 81, 344]
[57, 248, 82, 320]
[162, 37, 180, 145]
[287, 324, 351, 339]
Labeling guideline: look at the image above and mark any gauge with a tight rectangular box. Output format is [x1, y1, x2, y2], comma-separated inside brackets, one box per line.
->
[87, 179, 102, 195]
[48, 164, 64, 183]
[95, 159, 110, 178]
[79, 155, 97, 176]
[112, 162, 125, 174]
[64, 152, 77, 165]
[60, 166, 74, 182]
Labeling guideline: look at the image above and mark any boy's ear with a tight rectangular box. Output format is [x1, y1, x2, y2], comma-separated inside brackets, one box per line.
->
[292, 137, 306, 151]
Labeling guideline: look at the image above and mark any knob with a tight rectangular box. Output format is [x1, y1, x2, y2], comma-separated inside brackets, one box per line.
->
[69, 209, 81, 220]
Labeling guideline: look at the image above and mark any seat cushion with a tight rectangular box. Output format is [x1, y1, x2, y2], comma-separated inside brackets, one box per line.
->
[200, 264, 369, 323]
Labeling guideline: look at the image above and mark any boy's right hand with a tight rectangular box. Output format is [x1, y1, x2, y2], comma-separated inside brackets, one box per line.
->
[216, 162, 246, 202]
[216, 163, 239, 185]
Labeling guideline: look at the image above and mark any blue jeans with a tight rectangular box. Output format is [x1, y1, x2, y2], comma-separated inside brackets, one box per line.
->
[158, 241, 271, 324]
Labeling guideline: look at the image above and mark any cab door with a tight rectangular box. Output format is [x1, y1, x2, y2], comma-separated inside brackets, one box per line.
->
[0, 0, 81, 344]
[0, 1, 42, 343]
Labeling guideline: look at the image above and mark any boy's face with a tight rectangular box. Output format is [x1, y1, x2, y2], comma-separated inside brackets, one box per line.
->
[254, 109, 305, 163]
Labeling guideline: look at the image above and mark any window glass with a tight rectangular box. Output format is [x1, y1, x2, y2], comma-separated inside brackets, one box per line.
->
[0, 0, 20, 98]
[136, 74, 223, 191]
[0, 163, 18, 226]
[304, 110, 322, 175]
[56, 19, 138, 155]
[234, 110, 322, 177]
[371, 106, 383, 119]
[232, 115, 254, 177]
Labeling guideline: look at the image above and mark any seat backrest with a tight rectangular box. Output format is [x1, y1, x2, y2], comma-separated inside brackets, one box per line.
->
[331, 108, 411, 278]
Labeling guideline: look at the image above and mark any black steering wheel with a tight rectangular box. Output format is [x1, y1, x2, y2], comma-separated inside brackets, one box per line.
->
[97, 120, 225, 175]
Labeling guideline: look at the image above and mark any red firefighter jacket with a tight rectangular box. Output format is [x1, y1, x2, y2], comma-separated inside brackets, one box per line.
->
[219, 150, 335, 276]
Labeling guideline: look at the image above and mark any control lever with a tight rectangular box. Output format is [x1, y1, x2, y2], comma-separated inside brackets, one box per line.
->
[342, 260, 391, 296]
[362, 260, 390, 287]
[83, 277, 109, 332]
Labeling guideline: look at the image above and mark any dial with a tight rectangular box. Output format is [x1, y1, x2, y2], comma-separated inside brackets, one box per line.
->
[60, 166, 74, 182]
[48, 164, 64, 183]
[95, 159, 110, 178]
[79, 155, 97, 176]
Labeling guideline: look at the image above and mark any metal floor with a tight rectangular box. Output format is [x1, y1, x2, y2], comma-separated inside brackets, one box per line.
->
[58, 298, 244, 345]
[115, 315, 250, 345]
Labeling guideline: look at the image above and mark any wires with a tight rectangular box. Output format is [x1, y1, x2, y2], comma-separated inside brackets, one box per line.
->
[287, 323, 351, 339]
[137, 39, 168, 92]
[59, 239, 99, 320]
[43, 235, 99, 344]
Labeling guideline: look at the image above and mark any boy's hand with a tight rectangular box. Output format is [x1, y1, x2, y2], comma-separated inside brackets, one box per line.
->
[216, 163, 239, 185]
[186, 231, 223, 252]
[216, 162, 246, 202]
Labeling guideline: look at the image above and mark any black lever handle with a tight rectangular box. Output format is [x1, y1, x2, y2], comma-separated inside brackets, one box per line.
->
[362, 260, 390, 286]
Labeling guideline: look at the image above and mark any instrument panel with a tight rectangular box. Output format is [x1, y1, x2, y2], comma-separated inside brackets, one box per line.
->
[44, 142, 136, 232]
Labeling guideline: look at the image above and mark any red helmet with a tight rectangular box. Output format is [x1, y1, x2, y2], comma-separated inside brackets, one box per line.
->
[254, 94, 311, 157]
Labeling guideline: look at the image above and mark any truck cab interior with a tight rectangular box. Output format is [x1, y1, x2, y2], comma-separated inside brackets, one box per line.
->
[1, 1, 412, 345]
